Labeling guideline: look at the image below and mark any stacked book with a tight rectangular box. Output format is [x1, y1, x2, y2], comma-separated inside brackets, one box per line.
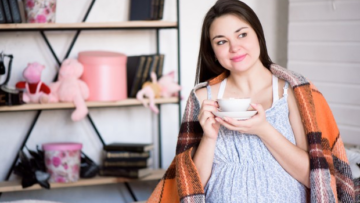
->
[100, 143, 154, 178]
[0, 0, 25, 23]
[126, 54, 165, 98]
[129, 0, 165, 21]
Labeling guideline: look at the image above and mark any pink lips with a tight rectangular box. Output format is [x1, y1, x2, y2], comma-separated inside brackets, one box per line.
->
[230, 54, 247, 62]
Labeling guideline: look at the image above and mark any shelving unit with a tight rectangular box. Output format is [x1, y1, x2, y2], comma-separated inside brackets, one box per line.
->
[0, 97, 178, 112]
[0, 21, 177, 30]
[0, 169, 165, 193]
[0, 0, 181, 202]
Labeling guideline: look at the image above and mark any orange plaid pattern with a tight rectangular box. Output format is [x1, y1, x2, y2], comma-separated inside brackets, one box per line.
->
[148, 64, 358, 203]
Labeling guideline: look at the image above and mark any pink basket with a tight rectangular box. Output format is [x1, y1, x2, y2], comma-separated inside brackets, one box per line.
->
[42, 142, 82, 183]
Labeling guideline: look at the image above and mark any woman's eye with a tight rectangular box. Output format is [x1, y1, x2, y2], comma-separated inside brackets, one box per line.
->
[217, 40, 226, 45]
[238, 33, 247, 38]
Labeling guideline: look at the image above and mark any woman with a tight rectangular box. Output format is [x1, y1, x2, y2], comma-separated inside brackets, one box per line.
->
[193, 0, 308, 202]
[148, 0, 356, 202]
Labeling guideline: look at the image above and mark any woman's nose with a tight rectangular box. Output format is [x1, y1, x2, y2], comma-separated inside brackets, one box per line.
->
[229, 41, 241, 53]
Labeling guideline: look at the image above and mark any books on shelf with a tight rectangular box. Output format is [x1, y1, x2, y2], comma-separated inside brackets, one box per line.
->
[126, 54, 165, 98]
[7, 0, 21, 23]
[103, 143, 154, 152]
[1, 0, 13, 23]
[146, 54, 159, 81]
[105, 151, 150, 159]
[127, 55, 147, 98]
[99, 167, 152, 178]
[100, 143, 154, 178]
[103, 158, 152, 168]
[0, 0, 5, 23]
[129, 0, 165, 21]
[158, 0, 165, 20]
[17, 0, 26, 23]
[157, 54, 165, 78]
[0, 0, 23, 24]
[139, 55, 153, 93]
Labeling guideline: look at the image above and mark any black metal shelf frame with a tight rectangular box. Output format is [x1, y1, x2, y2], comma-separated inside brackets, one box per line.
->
[0, 0, 181, 202]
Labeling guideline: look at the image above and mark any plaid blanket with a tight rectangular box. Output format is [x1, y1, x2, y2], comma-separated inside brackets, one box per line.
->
[148, 64, 359, 203]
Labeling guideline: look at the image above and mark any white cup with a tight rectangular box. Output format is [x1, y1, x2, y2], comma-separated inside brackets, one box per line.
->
[217, 98, 251, 112]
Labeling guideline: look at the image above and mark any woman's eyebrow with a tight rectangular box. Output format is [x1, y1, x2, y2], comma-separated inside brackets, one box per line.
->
[235, 27, 248, 33]
[212, 35, 225, 41]
[212, 27, 248, 41]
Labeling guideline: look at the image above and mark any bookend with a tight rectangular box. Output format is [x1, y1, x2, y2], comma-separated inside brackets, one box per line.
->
[13, 146, 50, 189]
[80, 151, 99, 178]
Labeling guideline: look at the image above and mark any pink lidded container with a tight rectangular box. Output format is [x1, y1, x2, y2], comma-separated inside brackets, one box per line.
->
[78, 51, 127, 101]
[25, 0, 57, 23]
[42, 142, 83, 183]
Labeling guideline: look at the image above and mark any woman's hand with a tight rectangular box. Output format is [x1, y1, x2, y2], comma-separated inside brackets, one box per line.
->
[215, 103, 271, 136]
[198, 100, 221, 140]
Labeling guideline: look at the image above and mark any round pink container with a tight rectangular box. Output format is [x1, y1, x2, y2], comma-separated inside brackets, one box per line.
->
[42, 142, 83, 183]
[78, 51, 128, 101]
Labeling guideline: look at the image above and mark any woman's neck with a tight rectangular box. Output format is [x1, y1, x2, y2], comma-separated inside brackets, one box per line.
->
[226, 60, 272, 96]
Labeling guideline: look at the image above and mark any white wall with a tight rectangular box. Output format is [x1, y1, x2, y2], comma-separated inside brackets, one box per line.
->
[288, 0, 360, 145]
[0, 0, 288, 202]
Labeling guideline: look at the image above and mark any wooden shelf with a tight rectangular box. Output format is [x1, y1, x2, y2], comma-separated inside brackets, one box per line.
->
[0, 169, 165, 193]
[0, 21, 177, 31]
[0, 97, 179, 112]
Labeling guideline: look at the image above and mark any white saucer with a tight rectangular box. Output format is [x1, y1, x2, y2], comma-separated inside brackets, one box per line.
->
[212, 111, 257, 120]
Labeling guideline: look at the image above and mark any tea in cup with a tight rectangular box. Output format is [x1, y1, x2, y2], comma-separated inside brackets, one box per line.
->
[217, 98, 251, 112]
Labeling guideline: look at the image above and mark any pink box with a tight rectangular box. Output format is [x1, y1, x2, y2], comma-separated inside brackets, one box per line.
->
[78, 51, 128, 101]
[42, 142, 83, 183]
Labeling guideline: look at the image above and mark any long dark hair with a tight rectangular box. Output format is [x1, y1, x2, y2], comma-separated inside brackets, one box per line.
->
[195, 0, 273, 84]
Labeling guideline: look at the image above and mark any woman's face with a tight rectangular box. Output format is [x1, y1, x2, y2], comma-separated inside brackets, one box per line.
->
[209, 14, 261, 73]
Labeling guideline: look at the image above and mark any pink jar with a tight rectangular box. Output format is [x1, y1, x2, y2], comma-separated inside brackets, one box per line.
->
[78, 51, 127, 101]
[25, 0, 57, 23]
[42, 142, 82, 183]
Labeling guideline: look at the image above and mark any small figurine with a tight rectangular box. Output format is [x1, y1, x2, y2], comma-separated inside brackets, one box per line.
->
[136, 71, 181, 114]
[16, 62, 50, 103]
[47, 59, 89, 121]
